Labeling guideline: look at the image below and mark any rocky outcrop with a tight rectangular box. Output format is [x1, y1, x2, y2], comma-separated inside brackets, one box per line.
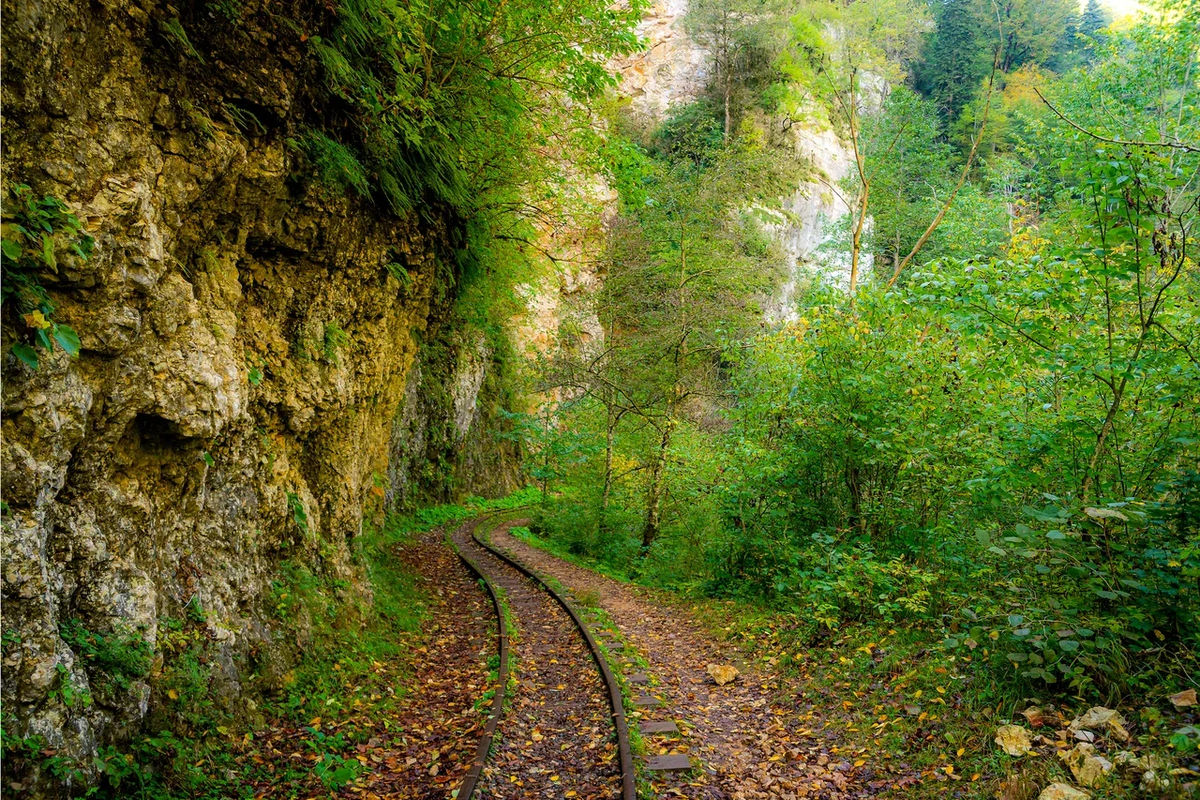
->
[615, 0, 710, 120]
[0, 1, 518, 793]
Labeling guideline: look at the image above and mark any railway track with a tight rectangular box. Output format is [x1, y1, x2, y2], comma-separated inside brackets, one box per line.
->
[448, 516, 637, 800]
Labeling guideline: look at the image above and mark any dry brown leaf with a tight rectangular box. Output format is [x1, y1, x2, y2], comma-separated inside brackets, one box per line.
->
[995, 725, 1034, 757]
[707, 663, 740, 685]
[1169, 689, 1196, 709]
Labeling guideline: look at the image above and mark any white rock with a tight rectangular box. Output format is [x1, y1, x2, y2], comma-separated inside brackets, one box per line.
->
[994, 724, 1033, 756]
[1038, 783, 1091, 800]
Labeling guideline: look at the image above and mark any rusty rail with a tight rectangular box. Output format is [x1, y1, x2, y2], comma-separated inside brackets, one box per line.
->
[446, 517, 511, 800]
[473, 519, 638, 800]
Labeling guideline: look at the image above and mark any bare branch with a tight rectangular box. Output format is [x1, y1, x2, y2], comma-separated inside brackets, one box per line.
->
[1033, 88, 1200, 154]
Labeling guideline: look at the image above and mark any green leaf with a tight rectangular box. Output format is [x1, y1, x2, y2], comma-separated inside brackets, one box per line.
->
[1, 239, 21, 261]
[51, 324, 81, 357]
[42, 233, 57, 269]
[11, 343, 39, 369]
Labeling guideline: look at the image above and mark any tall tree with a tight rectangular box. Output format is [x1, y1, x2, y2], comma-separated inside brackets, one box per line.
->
[778, 0, 932, 292]
[686, 0, 785, 139]
[915, 0, 991, 119]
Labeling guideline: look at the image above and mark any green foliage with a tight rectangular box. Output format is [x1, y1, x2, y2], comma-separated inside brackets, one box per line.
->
[1, 184, 92, 369]
[289, 130, 370, 199]
[300, 0, 645, 214]
[49, 664, 93, 710]
[161, 17, 204, 62]
[302, 728, 362, 790]
[649, 100, 725, 165]
[537, 1, 1199, 710]
[58, 620, 153, 692]
[322, 322, 350, 364]
[286, 491, 310, 539]
[205, 0, 244, 24]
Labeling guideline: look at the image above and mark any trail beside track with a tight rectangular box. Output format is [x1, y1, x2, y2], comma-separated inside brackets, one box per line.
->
[492, 527, 877, 800]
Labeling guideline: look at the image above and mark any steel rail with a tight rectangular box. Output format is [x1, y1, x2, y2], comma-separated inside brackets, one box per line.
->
[446, 517, 511, 800]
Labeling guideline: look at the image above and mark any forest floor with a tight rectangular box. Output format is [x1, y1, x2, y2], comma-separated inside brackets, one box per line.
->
[220, 511, 1195, 800]
[242, 526, 494, 798]
[496, 525, 1200, 800]
[490, 524, 915, 799]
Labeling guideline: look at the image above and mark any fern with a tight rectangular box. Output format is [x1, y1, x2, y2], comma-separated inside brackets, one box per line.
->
[162, 18, 204, 62]
[290, 130, 371, 199]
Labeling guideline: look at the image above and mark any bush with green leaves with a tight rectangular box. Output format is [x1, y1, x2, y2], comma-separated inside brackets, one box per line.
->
[58, 620, 153, 692]
[1, 184, 93, 369]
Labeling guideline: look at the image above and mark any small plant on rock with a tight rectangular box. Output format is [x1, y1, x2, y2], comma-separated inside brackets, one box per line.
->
[1, 184, 93, 369]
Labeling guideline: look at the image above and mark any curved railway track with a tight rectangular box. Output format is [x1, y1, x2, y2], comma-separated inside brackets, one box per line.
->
[448, 516, 636, 800]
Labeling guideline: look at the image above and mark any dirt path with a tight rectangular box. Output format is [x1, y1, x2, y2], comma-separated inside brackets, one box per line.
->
[453, 520, 621, 798]
[490, 527, 872, 800]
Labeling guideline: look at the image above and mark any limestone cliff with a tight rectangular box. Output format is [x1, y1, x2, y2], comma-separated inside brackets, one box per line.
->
[0, 1, 518, 793]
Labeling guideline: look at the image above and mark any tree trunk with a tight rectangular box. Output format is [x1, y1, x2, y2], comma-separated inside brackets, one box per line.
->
[600, 400, 615, 532]
[724, 72, 732, 140]
[641, 423, 672, 554]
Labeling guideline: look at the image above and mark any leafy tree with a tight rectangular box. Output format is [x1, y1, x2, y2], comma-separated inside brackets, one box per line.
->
[685, 0, 785, 139]
[301, 0, 646, 216]
[1077, 0, 1111, 62]
[778, 0, 932, 292]
[914, 0, 993, 119]
[855, 87, 953, 273]
[993, 0, 1079, 72]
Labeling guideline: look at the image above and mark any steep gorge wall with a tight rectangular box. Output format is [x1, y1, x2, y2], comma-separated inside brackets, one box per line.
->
[1, 0, 517, 791]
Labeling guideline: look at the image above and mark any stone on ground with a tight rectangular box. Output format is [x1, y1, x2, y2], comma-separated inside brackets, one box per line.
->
[706, 663, 739, 685]
[1038, 783, 1091, 800]
[994, 724, 1034, 756]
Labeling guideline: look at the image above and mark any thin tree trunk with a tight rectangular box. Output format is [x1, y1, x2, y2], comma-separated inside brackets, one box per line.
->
[600, 398, 615, 531]
[846, 70, 867, 296]
[724, 72, 732, 140]
[641, 423, 672, 553]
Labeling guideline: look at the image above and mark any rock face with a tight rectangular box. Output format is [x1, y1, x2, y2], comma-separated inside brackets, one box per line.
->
[0, 0, 517, 793]
[614, 0, 710, 121]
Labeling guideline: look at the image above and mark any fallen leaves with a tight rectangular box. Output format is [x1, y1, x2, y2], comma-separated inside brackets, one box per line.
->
[1059, 743, 1114, 788]
[1169, 689, 1196, 709]
[1037, 781, 1091, 800]
[1069, 707, 1130, 743]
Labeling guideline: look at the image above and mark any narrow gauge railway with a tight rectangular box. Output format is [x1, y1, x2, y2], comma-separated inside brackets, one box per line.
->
[449, 518, 636, 800]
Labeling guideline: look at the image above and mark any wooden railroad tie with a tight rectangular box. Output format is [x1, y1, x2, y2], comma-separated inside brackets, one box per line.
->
[645, 754, 692, 771]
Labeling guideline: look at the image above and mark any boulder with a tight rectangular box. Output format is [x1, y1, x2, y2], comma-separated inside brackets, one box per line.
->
[1059, 743, 1114, 788]
[1037, 783, 1090, 800]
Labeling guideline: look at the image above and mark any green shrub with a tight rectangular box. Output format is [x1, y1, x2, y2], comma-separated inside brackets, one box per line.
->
[58, 620, 153, 691]
[1, 184, 92, 369]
